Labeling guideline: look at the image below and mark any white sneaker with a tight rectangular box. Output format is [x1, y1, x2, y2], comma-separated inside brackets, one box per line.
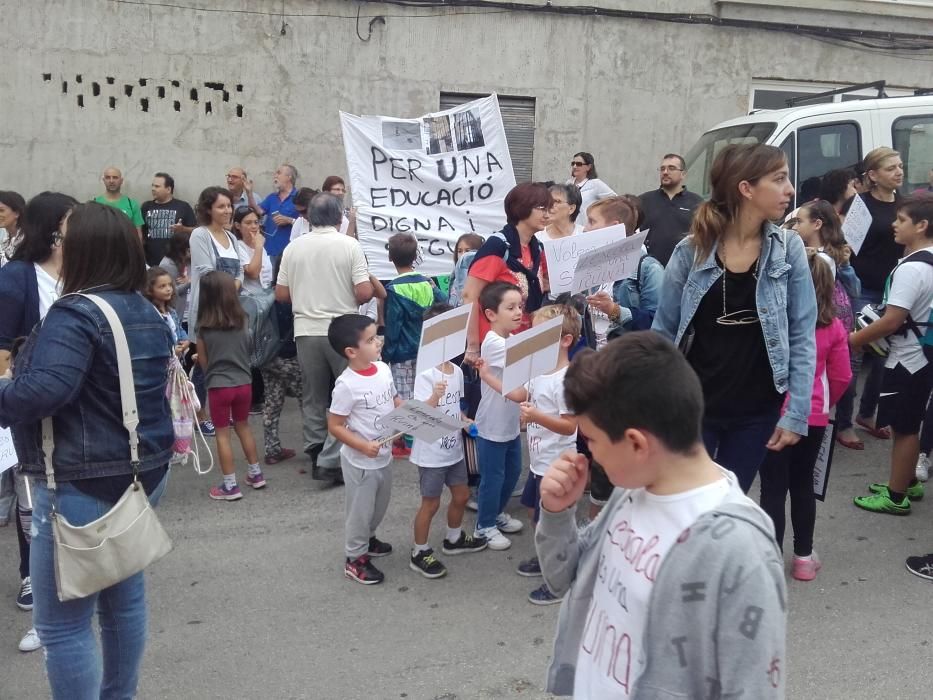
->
[917, 453, 930, 482]
[496, 513, 523, 534]
[476, 526, 511, 550]
[19, 628, 40, 652]
[466, 498, 478, 512]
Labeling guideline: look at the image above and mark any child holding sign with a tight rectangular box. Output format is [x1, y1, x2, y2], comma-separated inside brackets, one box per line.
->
[327, 314, 402, 585]
[474, 281, 526, 550]
[409, 304, 489, 578]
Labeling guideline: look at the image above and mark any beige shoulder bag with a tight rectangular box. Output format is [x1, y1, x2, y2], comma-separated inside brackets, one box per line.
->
[42, 293, 173, 602]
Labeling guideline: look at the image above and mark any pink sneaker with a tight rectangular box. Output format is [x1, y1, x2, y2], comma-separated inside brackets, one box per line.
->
[245, 472, 267, 489]
[792, 552, 821, 581]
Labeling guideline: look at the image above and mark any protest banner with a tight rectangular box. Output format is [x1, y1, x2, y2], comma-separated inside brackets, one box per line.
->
[501, 315, 564, 395]
[415, 303, 472, 376]
[380, 400, 469, 445]
[570, 230, 648, 294]
[341, 95, 517, 278]
[813, 421, 835, 502]
[0, 427, 16, 475]
[542, 224, 626, 294]
[842, 194, 871, 255]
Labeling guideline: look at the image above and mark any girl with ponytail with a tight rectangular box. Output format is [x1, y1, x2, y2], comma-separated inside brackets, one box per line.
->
[653, 143, 817, 493]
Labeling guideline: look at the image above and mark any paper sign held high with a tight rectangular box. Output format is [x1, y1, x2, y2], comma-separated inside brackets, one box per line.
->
[543, 223, 626, 294]
[500, 316, 564, 395]
[842, 194, 871, 256]
[415, 304, 472, 376]
[570, 230, 648, 294]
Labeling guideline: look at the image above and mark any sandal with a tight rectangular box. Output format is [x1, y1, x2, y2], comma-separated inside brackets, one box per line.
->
[856, 417, 891, 440]
[835, 434, 864, 450]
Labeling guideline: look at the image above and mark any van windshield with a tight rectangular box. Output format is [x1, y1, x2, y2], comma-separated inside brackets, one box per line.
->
[684, 123, 776, 199]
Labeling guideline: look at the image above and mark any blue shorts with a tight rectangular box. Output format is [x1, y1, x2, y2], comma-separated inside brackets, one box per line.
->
[520, 473, 542, 524]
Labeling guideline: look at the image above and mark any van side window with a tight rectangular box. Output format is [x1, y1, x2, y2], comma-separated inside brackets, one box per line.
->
[893, 115, 933, 195]
[780, 134, 796, 190]
[797, 122, 861, 203]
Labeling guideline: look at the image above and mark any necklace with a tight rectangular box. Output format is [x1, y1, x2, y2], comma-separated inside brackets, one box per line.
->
[717, 247, 762, 326]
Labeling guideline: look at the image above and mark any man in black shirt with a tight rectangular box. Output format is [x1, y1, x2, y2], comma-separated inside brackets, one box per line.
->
[639, 153, 704, 266]
[141, 172, 196, 266]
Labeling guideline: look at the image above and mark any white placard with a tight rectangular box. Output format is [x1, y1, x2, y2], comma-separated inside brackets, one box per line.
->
[381, 400, 469, 444]
[570, 230, 648, 294]
[500, 315, 564, 395]
[341, 95, 517, 279]
[0, 427, 17, 474]
[542, 224, 627, 294]
[415, 304, 472, 377]
[842, 194, 872, 256]
[813, 421, 835, 501]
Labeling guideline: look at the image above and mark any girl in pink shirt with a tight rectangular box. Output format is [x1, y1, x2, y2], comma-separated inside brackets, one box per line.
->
[758, 251, 852, 581]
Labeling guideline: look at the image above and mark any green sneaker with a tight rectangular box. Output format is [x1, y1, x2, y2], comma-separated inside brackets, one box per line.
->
[854, 488, 911, 515]
[868, 482, 924, 501]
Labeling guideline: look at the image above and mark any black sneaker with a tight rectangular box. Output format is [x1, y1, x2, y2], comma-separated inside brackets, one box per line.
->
[410, 549, 448, 579]
[345, 555, 384, 585]
[516, 556, 542, 577]
[16, 576, 33, 611]
[368, 536, 393, 558]
[442, 532, 488, 555]
[905, 552, 933, 581]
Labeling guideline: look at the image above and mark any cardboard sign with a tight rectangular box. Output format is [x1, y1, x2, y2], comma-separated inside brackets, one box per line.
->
[501, 316, 564, 395]
[542, 224, 626, 294]
[415, 303, 472, 376]
[570, 230, 648, 294]
[813, 421, 835, 501]
[0, 427, 17, 475]
[381, 400, 469, 444]
[842, 194, 872, 256]
[341, 95, 517, 278]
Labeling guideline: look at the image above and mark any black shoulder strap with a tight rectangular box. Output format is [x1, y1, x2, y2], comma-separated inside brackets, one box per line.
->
[634, 253, 648, 293]
[894, 250, 933, 337]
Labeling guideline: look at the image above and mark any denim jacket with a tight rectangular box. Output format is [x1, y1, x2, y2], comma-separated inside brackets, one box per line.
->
[0, 290, 174, 481]
[652, 224, 817, 435]
[609, 249, 664, 336]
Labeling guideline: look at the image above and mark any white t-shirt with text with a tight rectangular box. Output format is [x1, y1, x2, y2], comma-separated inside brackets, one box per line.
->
[411, 364, 464, 468]
[34, 264, 60, 318]
[574, 477, 731, 698]
[885, 246, 933, 373]
[525, 365, 575, 476]
[475, 331, 521, 442]
[329, 362, 397, 470]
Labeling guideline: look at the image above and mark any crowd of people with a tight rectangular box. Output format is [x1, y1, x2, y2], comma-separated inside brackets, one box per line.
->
[1, 144, 933, 698]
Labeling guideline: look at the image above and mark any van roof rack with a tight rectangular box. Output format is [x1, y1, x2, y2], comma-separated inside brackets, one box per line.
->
[786, 81, 888, 107]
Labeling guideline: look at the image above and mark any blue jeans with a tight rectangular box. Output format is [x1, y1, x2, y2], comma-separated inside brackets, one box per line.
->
[31, 473, 169, 700]
[475, 436, 522, 530]
[703, 409, 780, 493]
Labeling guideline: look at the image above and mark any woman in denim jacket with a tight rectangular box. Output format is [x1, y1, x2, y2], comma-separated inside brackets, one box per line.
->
[0, 203, 174, 700]
[653, 144, 817, 492]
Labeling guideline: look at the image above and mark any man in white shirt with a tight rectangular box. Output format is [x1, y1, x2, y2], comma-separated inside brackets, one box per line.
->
[276, 193, 376, 481]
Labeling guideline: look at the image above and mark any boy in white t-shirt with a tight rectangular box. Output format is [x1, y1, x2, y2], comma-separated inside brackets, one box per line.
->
[326, 314, 402, 585]
[535, 332, 786, 698]
[409, 304, 490, 578]
[851, 194, 933, 515]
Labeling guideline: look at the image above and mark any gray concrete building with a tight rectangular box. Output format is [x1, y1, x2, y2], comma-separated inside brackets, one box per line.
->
[1, 0, 932, 204]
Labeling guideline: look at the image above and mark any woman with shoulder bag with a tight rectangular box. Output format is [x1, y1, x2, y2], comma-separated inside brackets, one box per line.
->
[0, 202, 174, 699]
[653, 143, 817, 493]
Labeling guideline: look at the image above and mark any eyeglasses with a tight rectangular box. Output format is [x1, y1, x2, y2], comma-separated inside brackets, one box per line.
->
[659, 166, 683, 172]
[571, 161, 586, 167]
[533, 205, 549, 212]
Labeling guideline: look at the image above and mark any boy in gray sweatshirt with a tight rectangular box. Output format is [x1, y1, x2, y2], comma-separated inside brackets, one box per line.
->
[536, 332, 787, 698]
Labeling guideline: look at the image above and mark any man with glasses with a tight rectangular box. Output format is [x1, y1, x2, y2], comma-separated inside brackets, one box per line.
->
[225, 167, 259, 211]
[256, 164, 301, 265]
[639, 153, 703, 266]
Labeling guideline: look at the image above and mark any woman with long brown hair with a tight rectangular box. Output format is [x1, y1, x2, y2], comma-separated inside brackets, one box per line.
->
[653, 143, 817, 493]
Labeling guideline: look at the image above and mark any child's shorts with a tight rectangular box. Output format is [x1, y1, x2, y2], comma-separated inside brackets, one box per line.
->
[520, 472, 542, 523]
[877, 362, 933, 435]
[208, 384, 252, 425]
[390, 360, 416, 401]
[418, 459, 468, 499]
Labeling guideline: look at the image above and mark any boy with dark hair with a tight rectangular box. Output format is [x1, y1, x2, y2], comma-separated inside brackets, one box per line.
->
[851, 193, 933, 514]
[327, 314, 402, 585]
[536, 332, 786, 698]
[382, 233, 445, 457]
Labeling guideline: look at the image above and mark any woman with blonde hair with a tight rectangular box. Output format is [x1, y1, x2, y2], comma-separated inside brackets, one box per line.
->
[653, 143, 817, 493]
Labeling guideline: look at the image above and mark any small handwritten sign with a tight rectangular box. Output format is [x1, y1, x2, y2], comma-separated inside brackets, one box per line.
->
[570, 231, 648, 294]
[381, 400, 469, 444]
[0, 427, 17, 475]
[543, 224, 626, 294]
[843, 195, 872, 256]
[415, 303, 472, 376]
[501, 315, 564, 395]
[813, 421, 835, 501]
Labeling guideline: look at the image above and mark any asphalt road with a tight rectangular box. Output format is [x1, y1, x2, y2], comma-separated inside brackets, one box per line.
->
[2, 402, 932, 699]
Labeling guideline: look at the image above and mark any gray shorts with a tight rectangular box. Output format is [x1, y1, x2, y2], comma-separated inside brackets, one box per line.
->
[418, 459, 468, 499]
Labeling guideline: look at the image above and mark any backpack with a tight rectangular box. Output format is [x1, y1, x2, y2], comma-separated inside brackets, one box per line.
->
[240, 287, 281, 369]
[165, 356, 213, 474]
[885, 250, 933, 362]
[382, 274, 445, 363]
[832, 278, 855, 332]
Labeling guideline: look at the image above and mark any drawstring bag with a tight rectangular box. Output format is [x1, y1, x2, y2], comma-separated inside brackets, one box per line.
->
[166, 357, 213, 474]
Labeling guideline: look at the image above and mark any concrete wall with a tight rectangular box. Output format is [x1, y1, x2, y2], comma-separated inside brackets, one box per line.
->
[0, 0, 929, 206]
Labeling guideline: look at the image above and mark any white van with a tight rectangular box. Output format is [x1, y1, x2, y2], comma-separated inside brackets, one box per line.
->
[684, 94, 933, 206]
